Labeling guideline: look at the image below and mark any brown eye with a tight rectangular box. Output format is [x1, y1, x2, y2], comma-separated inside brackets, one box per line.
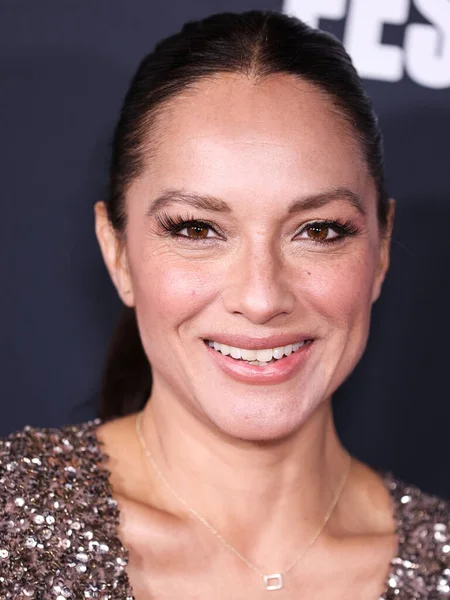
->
[304, 224, 331, 241]
[295, 220, 357, 244]
[185, 224, 210, 238]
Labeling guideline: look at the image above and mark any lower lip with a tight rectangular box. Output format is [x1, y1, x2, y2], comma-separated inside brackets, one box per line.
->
[205, 342, 313, 385]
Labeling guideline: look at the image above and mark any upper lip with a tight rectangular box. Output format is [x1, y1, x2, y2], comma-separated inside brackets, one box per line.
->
[203, 334, 314, 350]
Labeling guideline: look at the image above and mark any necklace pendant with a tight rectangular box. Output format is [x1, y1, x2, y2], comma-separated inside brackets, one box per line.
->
[263, 573, 283, 591]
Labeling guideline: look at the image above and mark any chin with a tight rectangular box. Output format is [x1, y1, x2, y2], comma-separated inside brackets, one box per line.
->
[202, 392, 319, 443]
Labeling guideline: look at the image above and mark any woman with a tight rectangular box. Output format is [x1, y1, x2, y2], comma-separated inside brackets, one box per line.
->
[1, 9, 449, 599]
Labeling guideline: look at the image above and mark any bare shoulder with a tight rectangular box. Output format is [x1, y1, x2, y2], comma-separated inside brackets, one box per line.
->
[339, 460, 398, 537]
[95, 413, 147, 499]
[95, 413, 139, 461]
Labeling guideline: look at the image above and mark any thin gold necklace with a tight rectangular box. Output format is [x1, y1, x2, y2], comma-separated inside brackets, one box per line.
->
[135, 411, 352, 592]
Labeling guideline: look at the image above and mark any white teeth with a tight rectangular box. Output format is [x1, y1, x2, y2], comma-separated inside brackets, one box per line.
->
[230, 346, 241, 359]
[241, 348, 257, 361]
[256, 348, 273, 362]
[273, 346, 285, 360]
[208, 340, 308, 363]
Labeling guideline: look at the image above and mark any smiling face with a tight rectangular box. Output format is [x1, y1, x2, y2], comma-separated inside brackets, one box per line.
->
[97, 73, 393, 441]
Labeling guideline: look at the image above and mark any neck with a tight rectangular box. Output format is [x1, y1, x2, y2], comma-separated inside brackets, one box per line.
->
[138, 384, 350, 560]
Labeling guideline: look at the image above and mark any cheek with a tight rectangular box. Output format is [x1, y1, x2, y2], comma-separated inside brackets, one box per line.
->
[131, 254, 220, 331]
[298, 251, 378, 328]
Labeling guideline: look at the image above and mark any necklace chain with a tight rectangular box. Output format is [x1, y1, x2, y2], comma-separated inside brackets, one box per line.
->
[135, 411, 352, 587]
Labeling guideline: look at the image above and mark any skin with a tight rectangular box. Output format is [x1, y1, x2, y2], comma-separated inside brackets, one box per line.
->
[95, 73, 396, 599]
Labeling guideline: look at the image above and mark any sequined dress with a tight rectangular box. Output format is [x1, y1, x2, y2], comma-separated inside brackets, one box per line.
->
[0, 421, 450, 599]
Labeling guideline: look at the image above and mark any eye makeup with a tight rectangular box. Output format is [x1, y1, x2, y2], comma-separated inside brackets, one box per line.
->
[155, 212, 223, 241]
[156, 210, 361, 245]
[294, 219, 361, 244]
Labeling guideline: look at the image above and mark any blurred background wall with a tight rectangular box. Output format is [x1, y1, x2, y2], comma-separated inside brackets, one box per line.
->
[1, 0, 449, 495]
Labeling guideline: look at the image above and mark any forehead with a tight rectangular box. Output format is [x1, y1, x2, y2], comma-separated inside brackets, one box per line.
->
[137, 73, 372, 207]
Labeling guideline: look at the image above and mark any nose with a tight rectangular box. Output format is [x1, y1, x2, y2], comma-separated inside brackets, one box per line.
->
[223, 241, 295, 325]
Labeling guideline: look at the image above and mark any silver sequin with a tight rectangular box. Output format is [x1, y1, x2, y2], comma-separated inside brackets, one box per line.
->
[0, 420, 450, 598]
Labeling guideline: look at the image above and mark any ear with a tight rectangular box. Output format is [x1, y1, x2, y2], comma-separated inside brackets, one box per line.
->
[94, 201, 135, 307]
[372, 198, 395, 303]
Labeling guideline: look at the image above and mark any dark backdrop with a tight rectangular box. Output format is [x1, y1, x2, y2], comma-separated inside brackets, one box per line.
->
[1, 1, 449, 496]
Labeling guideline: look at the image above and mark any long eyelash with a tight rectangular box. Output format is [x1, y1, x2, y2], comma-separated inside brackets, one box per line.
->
[156, 213, 190, 234]
[155, 214, 359, 242]
[156, 212, 219, 237]
[299, 219, 361, 243]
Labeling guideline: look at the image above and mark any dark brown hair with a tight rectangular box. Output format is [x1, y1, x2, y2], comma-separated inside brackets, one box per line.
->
[98, 10, 389, 421]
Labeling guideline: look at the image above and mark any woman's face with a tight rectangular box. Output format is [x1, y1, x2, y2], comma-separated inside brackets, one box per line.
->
[98, 73, 393, 441]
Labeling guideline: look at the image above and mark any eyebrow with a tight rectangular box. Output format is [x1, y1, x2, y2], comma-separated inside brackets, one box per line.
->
[146, 190, 231, 216]
[287, 187, 366, 216]
[146, 186, 366, 217]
